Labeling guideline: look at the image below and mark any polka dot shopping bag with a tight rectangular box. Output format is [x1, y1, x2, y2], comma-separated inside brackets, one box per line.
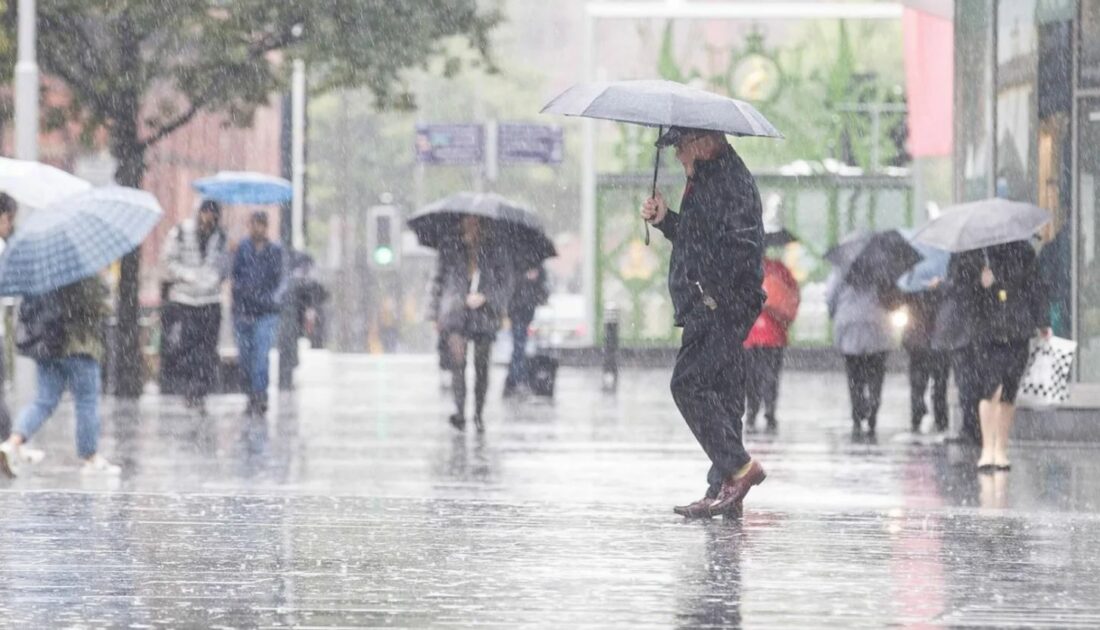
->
[1017, 336, 1078, 408]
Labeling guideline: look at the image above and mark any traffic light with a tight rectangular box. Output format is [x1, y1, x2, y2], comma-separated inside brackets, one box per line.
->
[366, 204, 400, 269]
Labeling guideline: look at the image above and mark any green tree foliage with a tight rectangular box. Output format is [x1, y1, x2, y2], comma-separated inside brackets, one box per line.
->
[0, 0, 499, 396]
[646, 19, 907, 172]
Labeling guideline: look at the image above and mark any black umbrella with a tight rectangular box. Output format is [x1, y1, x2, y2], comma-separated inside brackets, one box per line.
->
[825, 229, 923, 289]
[407, 192, 556, 264]
[763, 229, 798, 248]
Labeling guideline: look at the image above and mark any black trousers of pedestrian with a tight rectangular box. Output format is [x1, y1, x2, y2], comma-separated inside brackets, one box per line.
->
[176, 303, 222, 400]
[907, 348, 950, 431]
[951, 345, 981, 443]
[448, 333, 492, 420]
[671, 311, 753, 499]
[744, 347, 784, 427]
[844, 352, 888, 429]
[0, 349, 11, 440]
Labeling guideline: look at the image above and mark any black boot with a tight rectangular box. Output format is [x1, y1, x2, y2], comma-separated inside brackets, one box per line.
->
[764, 415, 778, 434]
[449, 413, 466, 431]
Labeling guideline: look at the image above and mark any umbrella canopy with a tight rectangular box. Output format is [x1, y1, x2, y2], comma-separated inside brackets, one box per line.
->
[408, 192, 556, 265]
[764, 229, 798, 249]
[541, 80, 783, 246]
[896, 229, 950, 293]
[0, 187, 162, 296]
[825, 229, 923, 289]
[0, 157, 92, 209]
[912, 198, 1050, 253]
[540, 80, 783, 139]
[192, 171, 292, 205]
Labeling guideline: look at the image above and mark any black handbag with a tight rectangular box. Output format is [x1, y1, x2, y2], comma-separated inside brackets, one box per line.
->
[15, 291, 65, 360]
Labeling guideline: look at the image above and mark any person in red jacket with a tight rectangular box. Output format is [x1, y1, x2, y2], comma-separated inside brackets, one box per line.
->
[744, 240, 800, 434]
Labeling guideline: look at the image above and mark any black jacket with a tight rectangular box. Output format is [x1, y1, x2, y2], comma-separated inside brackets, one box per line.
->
[430, 240, 515, 337]
[509, 265, 549, 322]
[947, 240, 1049, 344]
[653, 147, 765, 326]
[901, 290, 942, 352]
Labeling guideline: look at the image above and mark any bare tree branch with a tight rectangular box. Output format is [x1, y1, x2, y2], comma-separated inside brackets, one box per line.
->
[139, 28, 296, 149]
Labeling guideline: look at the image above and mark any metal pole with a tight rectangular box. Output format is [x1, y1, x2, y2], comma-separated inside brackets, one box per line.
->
[581, 8, 597, 346]
[14, 0, 38, 162]
[291, 59, 306, 251]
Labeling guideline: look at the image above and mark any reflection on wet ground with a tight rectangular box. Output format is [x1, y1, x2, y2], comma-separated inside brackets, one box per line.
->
[1, 353, 1099, 627]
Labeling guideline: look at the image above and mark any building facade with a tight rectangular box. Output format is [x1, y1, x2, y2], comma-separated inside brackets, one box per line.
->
[955, 0, 1100, 388]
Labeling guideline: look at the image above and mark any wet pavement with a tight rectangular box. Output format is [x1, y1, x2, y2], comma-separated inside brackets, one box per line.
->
[2, 351, 1100, 627]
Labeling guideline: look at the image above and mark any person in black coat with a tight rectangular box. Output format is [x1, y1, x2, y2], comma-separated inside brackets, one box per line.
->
[948, 240, 1050, 471]
[503, 262, 549, 397]
[929, 280, 981, 444]
[902, 289, 950, 434]
[642, 127, 767, 519]
[429, 216, 514, 432]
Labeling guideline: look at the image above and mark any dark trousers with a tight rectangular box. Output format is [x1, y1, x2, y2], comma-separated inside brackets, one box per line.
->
[907, 348, 949, 430]
[448, 333, 492, 420]
[176, 303, 222, 400]
[745, 347, 784, 426]
[0, 349, 11, 440]
[504, 313, 533, 390]
[671, 312, 752, 499]
[844, 353, 888, 429]
[951, 346, 981, 443]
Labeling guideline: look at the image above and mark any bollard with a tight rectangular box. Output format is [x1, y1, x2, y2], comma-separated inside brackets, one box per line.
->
[602, 304, 619, 393]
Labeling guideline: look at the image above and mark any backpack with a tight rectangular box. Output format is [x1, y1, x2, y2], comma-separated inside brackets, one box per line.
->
[15, 290, 66, 360]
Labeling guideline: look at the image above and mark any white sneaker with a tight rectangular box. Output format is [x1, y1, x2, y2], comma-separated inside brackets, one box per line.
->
[0, 441, 18, 478]
[20, 447, 45, 465]
[81, 455, 121, 476]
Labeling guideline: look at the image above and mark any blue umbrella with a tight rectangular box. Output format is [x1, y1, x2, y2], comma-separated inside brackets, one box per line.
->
[897, 228, 950, 293]
[192, 171, 292, 205]
[0, 187, 163, 296]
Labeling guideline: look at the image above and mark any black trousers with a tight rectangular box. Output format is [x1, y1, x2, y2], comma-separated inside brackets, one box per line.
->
[908, 348, 949, 430]
[671, 312, 752, 499]
[844, 352, 888, 428]
[951, 345, 981, 443]
[175, 303, 222, 399]
[745, 347, 784, 425]
[0, 350, 11, 440]
[448, 332, 492, 420]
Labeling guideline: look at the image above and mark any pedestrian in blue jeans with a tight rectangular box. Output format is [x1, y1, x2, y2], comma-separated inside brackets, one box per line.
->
[0, 277, 119, 477]
[232, 211, 284, 416]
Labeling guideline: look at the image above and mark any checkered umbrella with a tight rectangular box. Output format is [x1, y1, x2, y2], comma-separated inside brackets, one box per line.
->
[0, 186, 163, 296]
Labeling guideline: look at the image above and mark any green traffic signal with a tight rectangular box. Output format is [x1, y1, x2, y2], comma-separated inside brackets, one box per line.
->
[373, 246, 395, 266]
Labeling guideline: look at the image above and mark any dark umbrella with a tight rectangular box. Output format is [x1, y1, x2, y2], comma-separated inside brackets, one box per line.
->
[825, 229, 923, 289]
[763, 229, 798, 248]
[541, 80, 783, 245]
[407, 192, 556, 264]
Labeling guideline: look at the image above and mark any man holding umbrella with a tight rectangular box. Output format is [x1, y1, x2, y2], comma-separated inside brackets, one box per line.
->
[543, 79, 782, 516]
[641, 127, 768, 518]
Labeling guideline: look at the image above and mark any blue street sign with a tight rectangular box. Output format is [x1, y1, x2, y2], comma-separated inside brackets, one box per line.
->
[498, 122, 564, 164]
[415, 124, 484, 165]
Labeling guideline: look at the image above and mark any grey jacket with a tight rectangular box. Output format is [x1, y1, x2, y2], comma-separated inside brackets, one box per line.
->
[826, 272, 897, 356]
[430, 241, 514, 337]
[160, 220, 228, 307]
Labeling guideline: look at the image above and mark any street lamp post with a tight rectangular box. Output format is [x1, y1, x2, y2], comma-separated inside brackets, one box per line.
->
[14, 0, 39, 161]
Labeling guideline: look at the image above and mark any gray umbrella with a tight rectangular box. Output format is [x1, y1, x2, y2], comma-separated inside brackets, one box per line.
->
[540, 80, 783, 138]
[912, 198, 1051, 253]
[541, 80, 783, 244]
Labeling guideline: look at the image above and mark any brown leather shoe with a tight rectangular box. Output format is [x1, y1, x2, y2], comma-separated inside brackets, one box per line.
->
[673, 496, 716, 518]
[709, 460, 766, 517]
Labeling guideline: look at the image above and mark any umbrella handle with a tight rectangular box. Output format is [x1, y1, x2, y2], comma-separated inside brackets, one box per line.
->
[646, 127, 663, 247]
